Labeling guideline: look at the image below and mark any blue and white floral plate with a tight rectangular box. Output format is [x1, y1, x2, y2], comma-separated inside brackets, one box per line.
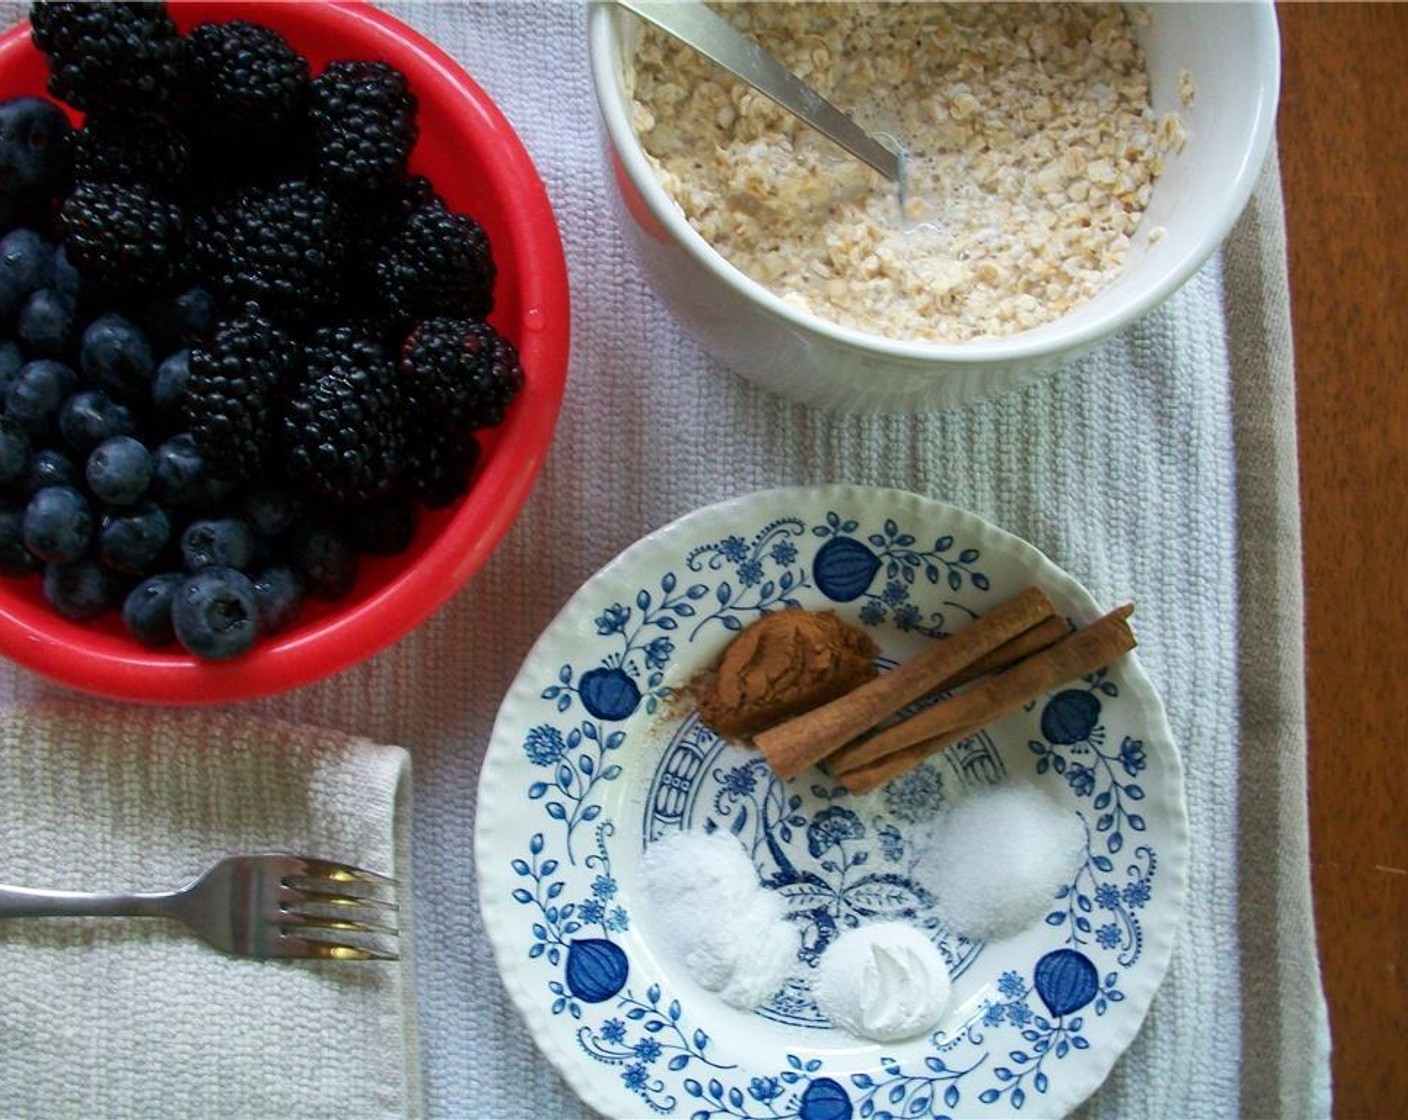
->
[477, 486, 1188, 1120]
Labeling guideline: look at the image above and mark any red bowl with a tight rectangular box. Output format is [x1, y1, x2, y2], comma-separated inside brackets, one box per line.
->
[0, 2, 571, 703]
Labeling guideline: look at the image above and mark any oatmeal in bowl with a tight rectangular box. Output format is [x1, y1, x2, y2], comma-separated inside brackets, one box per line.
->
[589, 1, 1280, 411]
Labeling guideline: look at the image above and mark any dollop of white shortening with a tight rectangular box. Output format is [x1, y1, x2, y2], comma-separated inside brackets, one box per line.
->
[813, 923, 951, 1042]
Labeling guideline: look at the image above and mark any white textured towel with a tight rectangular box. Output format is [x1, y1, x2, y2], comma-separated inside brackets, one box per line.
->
[0, 3, 1329, 1119]
[0, 703, 419, 1120]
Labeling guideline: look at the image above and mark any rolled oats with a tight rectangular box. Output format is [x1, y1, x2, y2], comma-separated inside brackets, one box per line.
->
[627, 3, 1183, 342]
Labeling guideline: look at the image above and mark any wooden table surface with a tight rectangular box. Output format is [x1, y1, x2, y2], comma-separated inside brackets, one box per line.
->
[1278, 4, 1408, 1115]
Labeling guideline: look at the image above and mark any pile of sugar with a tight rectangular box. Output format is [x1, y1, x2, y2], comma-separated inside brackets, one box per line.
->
[641, 829, 798, 1010]
[911, 783, 1085, 940]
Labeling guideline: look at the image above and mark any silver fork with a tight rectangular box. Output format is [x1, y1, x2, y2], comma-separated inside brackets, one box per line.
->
[0, 854, 399, 961]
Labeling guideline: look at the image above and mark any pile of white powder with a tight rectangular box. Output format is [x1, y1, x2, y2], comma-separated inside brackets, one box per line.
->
[911, 782, 1085, 940]
[641, 830, 798, 1010]
[813, 922, 951, 1042]
[641, 784, 1083, 1021]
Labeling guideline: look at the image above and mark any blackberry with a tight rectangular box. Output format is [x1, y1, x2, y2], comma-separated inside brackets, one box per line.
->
[352, 173, 435, 257]
[400, 425, 480, 510]
[344, 174, 435, 330]
[60, 180, 184, 296]
[283, 326, 403, 504]
[73, 111, 194, 196]
[401, 317, 524, 433]
[181, 21, 309, 140]
[184, 313, 296, 483]
[194, 181, 346, 322]
[372, 197, 495, 328]
[29, 1, 181, 113]
[308, 60, 417, 200]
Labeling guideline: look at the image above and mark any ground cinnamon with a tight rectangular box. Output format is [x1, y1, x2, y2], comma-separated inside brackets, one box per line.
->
[752, 586, 1057, 780]
[695, 609, 879, 739]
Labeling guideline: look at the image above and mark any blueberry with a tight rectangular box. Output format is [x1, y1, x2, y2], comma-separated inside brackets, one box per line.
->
[24, 447, 77, 494]
[6, 358, 76, 437]
[240, 485, 305, 539]
[0, 502, 38, 576]
[289, 523, 358, 600]
[0, 228, 54, 321]
[42, 558, 115, 620]
[171, 566, 258, 660]
[0, 97, 73, 202]
[180, 516, 256, 571]
[0, 339, 22, 394]
[122, 571, 182, 647]
[143, 286, 216, 354]
[253, 565, 303, 635]
[150, 433, 232, 509]
[80, 313, 154, 400]
[345, 496, 417, 555]
[98, 502, 171, 576]
[150, 349, 190, 427]
[51, 245, 80, 300]
[86, 435, 152, 506]
[59, 387, 135, 453]
[18, 288, 77, 356]
[0, 414, 30, 484]
[22, 485, 90, 562]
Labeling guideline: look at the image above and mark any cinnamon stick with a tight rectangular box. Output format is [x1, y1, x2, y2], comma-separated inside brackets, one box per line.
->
[816, 615, 1069, 776]
[753, 586, 1056, 780]
[928, 613, 1070, 693]
[830, 604, 1136, 791]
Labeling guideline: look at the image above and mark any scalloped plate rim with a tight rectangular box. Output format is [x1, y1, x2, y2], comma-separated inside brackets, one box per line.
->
[475, 484, 1189, 1119]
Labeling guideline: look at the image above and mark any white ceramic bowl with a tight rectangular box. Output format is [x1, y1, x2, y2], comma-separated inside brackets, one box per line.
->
[588, 2, 1280, 412]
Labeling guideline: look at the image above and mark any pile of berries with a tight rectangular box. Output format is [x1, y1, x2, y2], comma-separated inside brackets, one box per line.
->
[0, 1, 524, 660]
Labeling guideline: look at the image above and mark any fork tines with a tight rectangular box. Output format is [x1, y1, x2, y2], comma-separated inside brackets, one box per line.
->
[276, 857, 402, 961]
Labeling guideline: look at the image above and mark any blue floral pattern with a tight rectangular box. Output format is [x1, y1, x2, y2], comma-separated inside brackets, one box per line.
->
[479, 488, 1187, 1120]
[669, 745, 996, 1003]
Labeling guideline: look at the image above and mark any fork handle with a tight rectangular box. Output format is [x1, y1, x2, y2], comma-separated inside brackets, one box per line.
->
[0, 885, 176, 920]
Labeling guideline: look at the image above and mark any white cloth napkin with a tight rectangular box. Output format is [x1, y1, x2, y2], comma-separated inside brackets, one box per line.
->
[0, 3, 1329, 1118]
[0, 702, 420, 1120]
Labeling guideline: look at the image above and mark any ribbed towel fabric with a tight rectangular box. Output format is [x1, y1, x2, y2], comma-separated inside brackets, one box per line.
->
[0, 2, 1329, 1119]
[0, 703, 419, 1120]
